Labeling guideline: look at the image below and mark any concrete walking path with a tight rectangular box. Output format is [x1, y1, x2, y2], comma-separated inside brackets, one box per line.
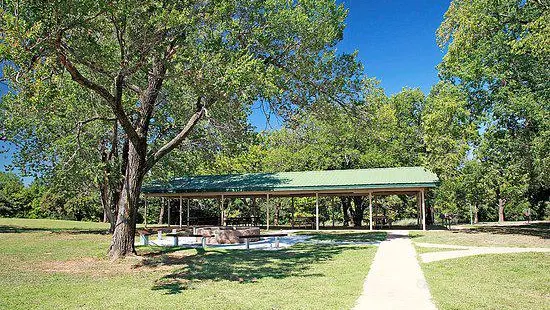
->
[417, 242, 550, 263]
[353, 231, 437, 310]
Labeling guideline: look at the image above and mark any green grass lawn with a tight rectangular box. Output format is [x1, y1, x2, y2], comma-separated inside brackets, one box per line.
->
[422, 252, 550, 310]
[414, 223, 550, 310]
[0, 218, 378, 310]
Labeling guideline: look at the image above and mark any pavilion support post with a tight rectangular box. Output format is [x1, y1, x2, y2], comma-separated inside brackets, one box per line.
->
[179, 196, 183, 228]
[291, 197, 295, 229]
[167, 198, 171, 227]
[266, 194, 270, 231]
[417, 192, 421, 228]
[221, 195, 225, 226]
[187, 199, 190, 226]
[315, 193, 319, 231]
[369, 192, 373, 231]
[421, 189, 426, 231]
[144, 196, 148, 228]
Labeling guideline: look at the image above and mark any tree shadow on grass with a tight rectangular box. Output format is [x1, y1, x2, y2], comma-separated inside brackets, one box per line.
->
[0, 225, 109, 235]
[141, 244, 367, 295]
[303, 232, 387, 242]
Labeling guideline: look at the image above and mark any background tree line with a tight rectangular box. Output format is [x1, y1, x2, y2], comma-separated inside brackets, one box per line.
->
[0, 0, 548, 242]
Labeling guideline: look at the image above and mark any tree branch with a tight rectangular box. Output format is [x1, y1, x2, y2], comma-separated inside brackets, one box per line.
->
[55, 34, 141, 145]
[146, 97, 206, 170]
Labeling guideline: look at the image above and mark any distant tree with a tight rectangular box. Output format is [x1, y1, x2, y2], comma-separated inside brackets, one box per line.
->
[422, 82, 475, 217]
[0, 172, 24, 217]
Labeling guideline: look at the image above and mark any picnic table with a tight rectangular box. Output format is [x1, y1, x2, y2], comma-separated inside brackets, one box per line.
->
[137, 229, 153, 246]
[239, 233, 288, 249]
[165, 231, 189, 246]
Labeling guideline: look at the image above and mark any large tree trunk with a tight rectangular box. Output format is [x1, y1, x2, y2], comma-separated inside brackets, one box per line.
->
[341, 197, 351, 227]
[109, 141, 146, 259]
[352, 196, 364, 227]
[498, 198, 505, 223]
[474, 204, 479, 224]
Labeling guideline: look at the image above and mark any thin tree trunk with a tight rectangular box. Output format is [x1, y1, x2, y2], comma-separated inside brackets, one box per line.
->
[274, 202, 280, 226]
[100, 186, 115, 232]
[498, 198, 505, 223]
[474, 204, 479, 223]
[158, 197, 165, 225]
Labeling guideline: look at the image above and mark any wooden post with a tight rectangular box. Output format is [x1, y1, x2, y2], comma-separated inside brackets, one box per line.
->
[187, 198, 190, 226]
[167, 198, 171, 227]
[266, 194, 270, 231]
[315, 193, 319, 231]
[144, 196, 148, 228]
[422, 189, 426, 231]
[179, 196, 183, 228]
[369, 192, 373, 231]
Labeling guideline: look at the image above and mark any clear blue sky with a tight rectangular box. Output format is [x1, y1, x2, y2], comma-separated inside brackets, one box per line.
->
[249, 0, 450, 130]
[1, 0, 450, 180]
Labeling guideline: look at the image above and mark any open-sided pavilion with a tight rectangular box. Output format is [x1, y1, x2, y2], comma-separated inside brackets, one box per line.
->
[141, 166, 439, 231]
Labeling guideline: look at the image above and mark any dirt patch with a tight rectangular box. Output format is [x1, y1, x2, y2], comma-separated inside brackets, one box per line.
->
[38, 251, 193, 276]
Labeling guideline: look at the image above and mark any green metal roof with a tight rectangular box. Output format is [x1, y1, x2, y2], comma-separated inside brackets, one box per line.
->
[142, 167, 439, 195]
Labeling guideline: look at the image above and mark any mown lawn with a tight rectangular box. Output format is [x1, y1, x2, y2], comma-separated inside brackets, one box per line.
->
[422, 252, 550, 310]
[414, 223, 550, 310]
[0, 218, 378, 310]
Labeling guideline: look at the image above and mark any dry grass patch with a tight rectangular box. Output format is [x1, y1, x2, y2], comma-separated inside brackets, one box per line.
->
[411, 223, 550, 248]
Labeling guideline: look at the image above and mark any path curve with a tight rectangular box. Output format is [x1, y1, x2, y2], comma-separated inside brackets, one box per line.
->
[417, 243, 550, 263]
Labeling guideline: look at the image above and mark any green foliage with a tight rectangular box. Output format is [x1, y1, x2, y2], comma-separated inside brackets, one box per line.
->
[0, 172, 24, 216]
[437, 0, 549, 220]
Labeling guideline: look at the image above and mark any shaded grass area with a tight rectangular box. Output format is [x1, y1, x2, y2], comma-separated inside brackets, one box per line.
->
[0, 217, 109, 234]
[411, 223, 550, 248]
[422, 252, 550, 310]
[296, 231, 387, 242]
[0, 218, 377, 309]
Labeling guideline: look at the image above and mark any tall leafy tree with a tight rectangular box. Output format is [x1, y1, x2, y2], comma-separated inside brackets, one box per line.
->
[437, 0, 549, 220]
[422, 82, 475, 216]
[1, 0, 362, 257]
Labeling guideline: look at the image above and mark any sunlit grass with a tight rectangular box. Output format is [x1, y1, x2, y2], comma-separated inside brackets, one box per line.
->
[421, 252, 550, 310]
[0, 218, 377, 309]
